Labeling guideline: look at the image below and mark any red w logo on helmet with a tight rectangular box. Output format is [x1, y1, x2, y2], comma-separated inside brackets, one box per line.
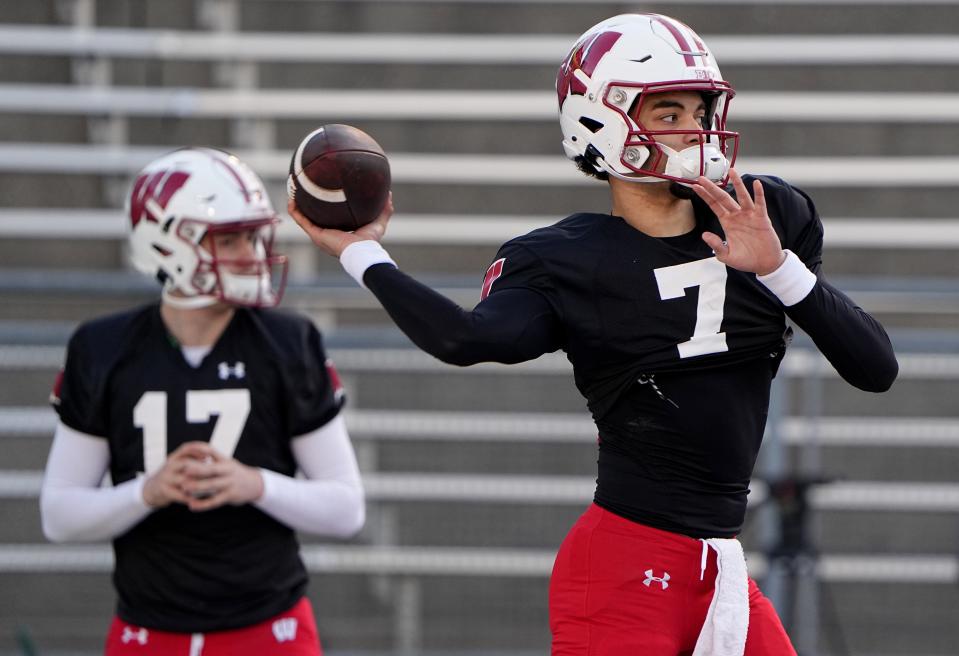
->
[129, 169, 191, 227]
[556, 31, 622, 108]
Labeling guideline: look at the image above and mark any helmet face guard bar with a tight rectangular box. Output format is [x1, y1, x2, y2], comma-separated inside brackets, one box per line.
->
[181, 217, 289, 308]
[602, 79, 739, 185]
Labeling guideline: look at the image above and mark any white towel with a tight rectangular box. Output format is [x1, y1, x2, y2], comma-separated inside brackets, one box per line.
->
[692, 537, 750, 656]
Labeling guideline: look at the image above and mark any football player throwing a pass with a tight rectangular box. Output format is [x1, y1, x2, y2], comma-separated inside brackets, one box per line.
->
[290, 14, 897, 656]
[42, 148, 364, 656]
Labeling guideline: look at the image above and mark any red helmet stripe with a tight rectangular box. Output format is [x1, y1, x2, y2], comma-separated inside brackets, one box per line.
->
[155, 171, 191, 213]
[128, 173, 151, 226]
[651, 15, 696, 66]
[130, 171, 166, 226]
[557, 31, 622, 107]
[129, 169, 192, 227]
[692, 36, 708, 67]
[213, 154, 252, 203]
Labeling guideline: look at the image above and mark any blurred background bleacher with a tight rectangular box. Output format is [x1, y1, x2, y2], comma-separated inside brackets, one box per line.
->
[1, 0, 958, 654]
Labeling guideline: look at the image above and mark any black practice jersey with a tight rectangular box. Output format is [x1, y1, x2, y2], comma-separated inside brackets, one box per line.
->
[52, 303, 344, 632]
[363, 175, 897, 538]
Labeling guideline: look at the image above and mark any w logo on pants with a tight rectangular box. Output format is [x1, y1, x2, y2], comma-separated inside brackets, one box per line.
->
[643, 569, 671, 590]
[272, 617, 298, 643]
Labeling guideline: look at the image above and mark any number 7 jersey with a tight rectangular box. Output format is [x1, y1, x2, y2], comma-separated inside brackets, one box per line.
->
[484, 174, 822, 421]
[50, 304, 344, 632]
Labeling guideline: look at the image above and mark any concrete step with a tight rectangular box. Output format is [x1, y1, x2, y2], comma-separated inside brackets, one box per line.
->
[4, 235, 959, 285]
[236, 2, 959, 36]
[8, 426, 959, 486]
[0, 345, 953, 412]
[6, 460, 959, 548]
[3, 562, 959, 653]
[33, 0, 952, 36]
[820, 581, 959, 656]
[3, 110, 953, 159]
[256, 60, 959, 93]
[4, 166, 959, 218]
[813, 510, 959, 554]
[0, 351, 943, 412]
[1, 571, 397, 651]
[0, 1, 58, 24]
[0, 113, 88, 144]
[0, 54, 71, 85]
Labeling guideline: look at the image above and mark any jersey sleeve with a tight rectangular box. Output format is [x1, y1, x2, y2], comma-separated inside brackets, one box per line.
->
[286, 323, 345, 436]
[51, 327, 109, 438]
[756, 176, 898, 392]
[482, 239, 558, 303]
[362, 242, 563, 366]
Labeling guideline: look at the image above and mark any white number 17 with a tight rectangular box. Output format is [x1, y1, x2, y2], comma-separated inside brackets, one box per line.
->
[132, 389, 251, 475]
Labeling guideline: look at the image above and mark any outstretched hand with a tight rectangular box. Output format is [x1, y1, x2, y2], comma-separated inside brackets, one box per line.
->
[287, 193, 394, 258]
[692, 169, 786, 276]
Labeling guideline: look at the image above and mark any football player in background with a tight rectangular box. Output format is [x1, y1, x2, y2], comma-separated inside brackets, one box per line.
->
[289, 14, 898, 656]
[41, 147, 364, 656]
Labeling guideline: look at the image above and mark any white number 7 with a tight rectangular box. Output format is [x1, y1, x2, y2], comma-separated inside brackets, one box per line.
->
[132, 389, 251, 475]
[653, 257, 729, 359]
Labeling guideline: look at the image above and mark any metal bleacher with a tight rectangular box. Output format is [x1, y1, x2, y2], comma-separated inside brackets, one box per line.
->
[1, 1, 958, 655]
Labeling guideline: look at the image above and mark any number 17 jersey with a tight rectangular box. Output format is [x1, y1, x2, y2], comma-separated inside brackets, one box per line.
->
[51, 304, 344, 632]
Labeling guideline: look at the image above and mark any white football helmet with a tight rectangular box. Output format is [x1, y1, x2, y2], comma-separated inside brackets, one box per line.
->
[127, 147, 288, 308]
[557, 14, 739, 185]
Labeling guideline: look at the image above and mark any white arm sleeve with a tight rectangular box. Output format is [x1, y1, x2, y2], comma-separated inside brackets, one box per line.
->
[253, 414, 365, 538]
[756, 249, 817, 307]
[40, 422, 152, 543]
[340, 240, 397, 289]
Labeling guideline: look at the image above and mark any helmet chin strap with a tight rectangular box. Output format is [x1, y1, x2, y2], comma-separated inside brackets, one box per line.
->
[161, 287, 220, 309]
[596, 142, 729, 186]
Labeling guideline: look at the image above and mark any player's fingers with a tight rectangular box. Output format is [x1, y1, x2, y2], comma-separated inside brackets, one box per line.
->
[692, 182, 732, 218]
[179, 460, 221, 481]
[200, 448, 229, 463]
[169, 441, 216, 461]
[188, 483, 236, 511]
[186, 492, 227, 512]
[170, 440, 214, 453]
[753, 179, 768, 216]
[162, 482, 193, 506]
[286, 200, 326, 246]
[729, 169, 754, 211]
[696, 176, 741, 215]
[701, 231, 729, 257]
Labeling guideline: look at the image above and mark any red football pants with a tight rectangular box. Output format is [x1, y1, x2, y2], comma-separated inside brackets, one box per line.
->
[104, 596, 321, 656]
[550, 504, 796, 655]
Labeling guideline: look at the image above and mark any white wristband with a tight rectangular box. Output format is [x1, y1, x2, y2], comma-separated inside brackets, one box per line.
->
[756, 249, 817, 306]
[340, 241, 397, 289]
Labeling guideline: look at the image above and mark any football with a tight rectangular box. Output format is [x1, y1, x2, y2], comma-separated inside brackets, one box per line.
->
[287, 124, 391, 230]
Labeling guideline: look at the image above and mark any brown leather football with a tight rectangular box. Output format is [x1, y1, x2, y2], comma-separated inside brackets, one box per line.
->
[287, 124, 391, 230]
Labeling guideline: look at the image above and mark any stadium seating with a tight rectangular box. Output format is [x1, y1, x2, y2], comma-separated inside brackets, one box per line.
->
[1, 1, 958, 654]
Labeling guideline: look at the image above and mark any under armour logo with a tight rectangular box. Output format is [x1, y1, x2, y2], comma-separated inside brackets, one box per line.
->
[218, 361, 246, 380]
[121, 626, 149, 645]
[272, 617, 298, 643]
[643, 569, 671, 590]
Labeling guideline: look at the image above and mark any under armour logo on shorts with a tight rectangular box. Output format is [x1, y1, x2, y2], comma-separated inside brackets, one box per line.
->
[272, 617, 298, 643]
[121, 626, 149, 645]
[643, 569, 671, 590]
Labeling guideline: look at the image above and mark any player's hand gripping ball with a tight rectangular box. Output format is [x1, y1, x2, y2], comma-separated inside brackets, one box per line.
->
[287, 124, 391, 231]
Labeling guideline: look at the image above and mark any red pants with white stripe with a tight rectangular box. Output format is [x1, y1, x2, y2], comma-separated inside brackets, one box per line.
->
[104, 596, 320, 656]
[549, 504, 796, 655]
